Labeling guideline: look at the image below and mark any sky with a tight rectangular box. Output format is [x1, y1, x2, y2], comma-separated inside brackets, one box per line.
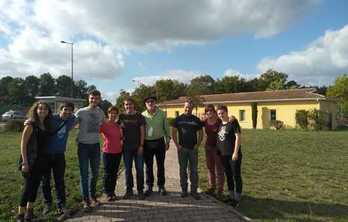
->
[0, 0, 347, 102]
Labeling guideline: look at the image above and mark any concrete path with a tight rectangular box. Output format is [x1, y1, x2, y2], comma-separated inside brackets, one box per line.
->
[66, 143, 247, 222]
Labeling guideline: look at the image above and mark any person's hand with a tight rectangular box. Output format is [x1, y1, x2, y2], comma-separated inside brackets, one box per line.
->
[176, 144, 182, 152]
[23, 118, 34, 126]
[137, 146, 144, 155]
[232, 152, 238, 161]
[21, 162, 29, 172]
[165, 143, 170, 151]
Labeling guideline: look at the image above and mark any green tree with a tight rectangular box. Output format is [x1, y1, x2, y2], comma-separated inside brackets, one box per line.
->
[56, 75, 74, 97]
[24, 75, 40, 98]
[8, 78, 27, 106]
[132, 84, 156, 111]
[259, 69, 288, 90]
[39, 73, 56, 95]
[155, 79, 186, 102]
[186, 75, 215, 95]
[327, 74, 348, 114]
[214, 75, 241, 93]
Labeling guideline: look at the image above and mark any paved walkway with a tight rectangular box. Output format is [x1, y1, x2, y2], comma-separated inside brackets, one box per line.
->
[67, 143, 247, 222]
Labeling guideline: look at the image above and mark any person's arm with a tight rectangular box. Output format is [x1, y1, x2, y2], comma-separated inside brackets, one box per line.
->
[138, 125, 145, 155]
[232, 132, 241, 160]
[20, 125, 33, 172]
[171, 127, 181, 151]
[163, 113, 171, 150]
[195, 129, 203, 149]
[120, 128, 124, 148]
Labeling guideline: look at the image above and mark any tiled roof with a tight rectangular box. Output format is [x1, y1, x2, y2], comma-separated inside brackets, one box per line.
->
[160, 88, 327, 106]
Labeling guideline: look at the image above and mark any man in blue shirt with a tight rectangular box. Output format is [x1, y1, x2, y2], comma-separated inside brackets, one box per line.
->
[42, 102, 75, 216]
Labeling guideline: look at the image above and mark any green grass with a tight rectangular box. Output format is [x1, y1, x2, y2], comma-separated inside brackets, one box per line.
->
[198, 129, 348, 222]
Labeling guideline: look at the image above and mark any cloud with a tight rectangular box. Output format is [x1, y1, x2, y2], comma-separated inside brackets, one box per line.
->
[223, 69, 258, 79]
[257, 25, 348, 85]
[132, 70, 201, 85]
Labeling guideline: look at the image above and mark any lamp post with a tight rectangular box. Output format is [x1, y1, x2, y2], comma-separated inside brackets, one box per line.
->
[61, 40, 74, 97]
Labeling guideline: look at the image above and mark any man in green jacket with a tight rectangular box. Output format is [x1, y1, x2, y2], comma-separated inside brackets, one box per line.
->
[142, 96, 171, 196]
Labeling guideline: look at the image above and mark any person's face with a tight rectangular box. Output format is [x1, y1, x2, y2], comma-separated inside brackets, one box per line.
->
[206, 108, 215, 119]
[59, 106, 73, 119]
[145, 99, 156, 111]
[37, 104, 49, 119]
[124, 100, 135, 113]
[108, 110, 118, 121]
[217, 109, 228, 120]
[89, 95, 100, 107]
[184, 102, 193, 114]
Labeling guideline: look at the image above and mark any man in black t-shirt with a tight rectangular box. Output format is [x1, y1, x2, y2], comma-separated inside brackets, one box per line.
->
[172, 98, 203, 200]
[118, 98, 146, 200]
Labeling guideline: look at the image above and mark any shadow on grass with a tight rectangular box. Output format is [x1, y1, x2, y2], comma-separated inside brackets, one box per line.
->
[238, 195, 348, 221]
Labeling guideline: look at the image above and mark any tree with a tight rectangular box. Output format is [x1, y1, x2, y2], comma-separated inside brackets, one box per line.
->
[327, 74, 348, 114]
[132, 84, 156, 111]
[155, 79, 187, 102]
[56, 75, 73, 97]
[24, 75, 40, 98]
[8, 78, 27, 105]
[116, 90, 131, 111]
[259, 69, 288, 90]
[214, 75, 241, 93]
[186, 75, 215, 95]
[39, 73, 56, 95]
[99, 99, 112, 114]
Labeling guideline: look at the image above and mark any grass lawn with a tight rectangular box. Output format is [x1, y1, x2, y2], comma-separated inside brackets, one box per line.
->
[198, 129, 348, 222]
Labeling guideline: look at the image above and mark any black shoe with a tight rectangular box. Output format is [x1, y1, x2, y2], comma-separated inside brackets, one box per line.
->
[159, 187, 167, 196]
[42, 203, 51, 215]
[181, 191, 188, 198]
[144, 188, 153, 197]
[123, 191, 133, 199]
[138, 191, 146, 200]
[56, 207, 70, 221]
[24, 208, 34, 222]
[16, 214, 24, 222]
[230, 199, 240, 208]
[191, 192, 201, 200]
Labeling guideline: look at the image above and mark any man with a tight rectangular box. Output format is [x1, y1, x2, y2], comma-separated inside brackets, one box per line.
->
[118, 98, 146, 200]
[142, 96, 170, 196]
[41, 102, 75, 217]
[75, 90, 105, 209]
[172, 98, 203, 200]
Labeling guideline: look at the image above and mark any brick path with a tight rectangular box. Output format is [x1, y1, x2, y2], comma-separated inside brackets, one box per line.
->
[66, 143, 248, 222]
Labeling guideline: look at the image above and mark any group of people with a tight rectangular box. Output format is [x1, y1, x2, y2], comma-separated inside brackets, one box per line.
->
[16, 90, 243, 222]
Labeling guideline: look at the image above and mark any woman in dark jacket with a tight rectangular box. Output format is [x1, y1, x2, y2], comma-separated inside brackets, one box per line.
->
[16, 102, 52, 222]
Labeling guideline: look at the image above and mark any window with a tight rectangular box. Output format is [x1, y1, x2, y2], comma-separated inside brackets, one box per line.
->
[270, 109, 276, 121]
[239, 110, 245, 121]
[175, 111, 179, 117]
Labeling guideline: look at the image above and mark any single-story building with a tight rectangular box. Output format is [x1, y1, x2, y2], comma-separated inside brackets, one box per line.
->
[35, 96, 86, 113]
[159, 88, 338, 129]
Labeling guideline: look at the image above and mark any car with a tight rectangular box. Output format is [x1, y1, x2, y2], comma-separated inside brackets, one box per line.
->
[1, 110, 26, 121]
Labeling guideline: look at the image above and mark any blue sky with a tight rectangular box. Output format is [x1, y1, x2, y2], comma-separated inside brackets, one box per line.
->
[0, 0, 347, 101]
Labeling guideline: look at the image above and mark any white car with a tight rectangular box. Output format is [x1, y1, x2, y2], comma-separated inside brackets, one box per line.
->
[1, 110, 26, 121]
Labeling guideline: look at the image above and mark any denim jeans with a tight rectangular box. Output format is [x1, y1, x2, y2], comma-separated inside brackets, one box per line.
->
[123, 147, 144, 192]
[42, 153, 66, 208]
[77, 143, 100, 200]
[103, 152, 122, 196]
[178, 147, 198, 193]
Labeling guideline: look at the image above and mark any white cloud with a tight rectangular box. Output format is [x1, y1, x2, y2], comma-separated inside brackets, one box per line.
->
[133, 70, 201, 85]
[257, 25, 348, 85]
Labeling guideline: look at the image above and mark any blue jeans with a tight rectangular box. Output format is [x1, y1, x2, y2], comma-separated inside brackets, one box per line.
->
[78, 143, 100, 200]
[123, 148, 144, 192]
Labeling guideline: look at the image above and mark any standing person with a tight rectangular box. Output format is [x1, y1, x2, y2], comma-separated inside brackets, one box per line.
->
[17, 102, 52, 222]
[118, 98, 146, 200]
[100, 106, 123, 201]
[202, 104, 224, 197]
[75, 90, 105, 209]
[172, 98, 203, 200]
[142, 96, 171, 196]
[216, 105, 242, 207]
[41, 102, 76, 217]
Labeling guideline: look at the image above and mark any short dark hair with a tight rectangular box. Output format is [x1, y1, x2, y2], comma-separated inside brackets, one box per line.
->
[123, 97, 135, 105]
[184, 97, 194, 106]
[216, 105, 228, 113]
[59, 102, 74, 111]
[107, 106, 119, 115]
[88, 89, 101, 97]
[144, 96, 157, 103]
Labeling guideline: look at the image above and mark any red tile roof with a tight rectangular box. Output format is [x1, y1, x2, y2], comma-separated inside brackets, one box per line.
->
[160, 88, 328, 106]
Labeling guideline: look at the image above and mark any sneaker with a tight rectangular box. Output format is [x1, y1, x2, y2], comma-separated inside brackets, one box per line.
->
[123, 191, 133, 199]
[190, 192, 201, 200]
[159, 187, 167, 196]
[24, 208, 34, 222]
[90, 198, 101, 207]
[180, 191, 188, 198]
[106, 195, 114, 202]
[82, 200, 91, 212]
[144, 188, 153, 197]
[138, 191, 146, 200]
[42, 203, 51, 215]
[56, 207, 70, 221]
[230, 199, 239, 208]
[16, 214, 24, 222]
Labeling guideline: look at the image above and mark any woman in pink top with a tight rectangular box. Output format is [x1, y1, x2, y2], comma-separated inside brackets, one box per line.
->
[202, 104, 224, 196]
[100, 106, 123, 201]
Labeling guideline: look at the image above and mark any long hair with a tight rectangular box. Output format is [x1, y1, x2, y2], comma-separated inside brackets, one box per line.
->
[27, 101, 52, 130]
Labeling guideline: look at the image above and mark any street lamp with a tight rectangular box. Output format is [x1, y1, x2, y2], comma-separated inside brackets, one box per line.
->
[61, 40, 74, 97]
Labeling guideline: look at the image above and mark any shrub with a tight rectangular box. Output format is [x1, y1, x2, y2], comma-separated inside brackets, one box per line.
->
[271, 120, 284, 130]
[308, 109, 329, 130]
[296, 110, 309, 129]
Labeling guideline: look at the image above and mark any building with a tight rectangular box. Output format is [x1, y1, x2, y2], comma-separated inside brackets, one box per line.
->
[160, 88, 338, 129]
[35, 96, 86, 113]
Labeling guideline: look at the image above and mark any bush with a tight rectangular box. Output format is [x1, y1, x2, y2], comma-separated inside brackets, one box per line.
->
[5, 120, 24, 132]
[271, 120, 284, 130]
[296, 110, 309, 129]
[308, 109, 330, 130]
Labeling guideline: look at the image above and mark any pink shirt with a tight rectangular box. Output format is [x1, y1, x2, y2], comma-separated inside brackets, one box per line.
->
[100, 121, 122, 154]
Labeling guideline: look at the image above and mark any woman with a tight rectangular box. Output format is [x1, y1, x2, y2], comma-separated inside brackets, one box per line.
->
[100, 106, 123, 201]
[17, 102, 52, 222]
[202, 104, 224, 196]
[216, 106, 243, 208]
